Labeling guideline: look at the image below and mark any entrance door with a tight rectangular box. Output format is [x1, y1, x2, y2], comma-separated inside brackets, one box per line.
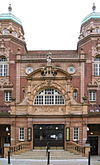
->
[33, 124, 64, 148]
[0, 136, 4, 157]
[87, 136, 98, 155]
[0, 125, 11, 157]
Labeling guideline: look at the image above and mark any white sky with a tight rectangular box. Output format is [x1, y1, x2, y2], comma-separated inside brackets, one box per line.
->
[0, 0, 100, 50]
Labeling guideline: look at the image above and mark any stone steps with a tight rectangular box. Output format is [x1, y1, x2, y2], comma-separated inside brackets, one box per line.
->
[11, 150, 87, 160]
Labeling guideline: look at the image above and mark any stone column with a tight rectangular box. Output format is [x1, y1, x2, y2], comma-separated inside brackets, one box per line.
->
[82, 125, 87, 145]
[28, 118, 33, 150]
[11, 122, 16, 145]
[16, 54, 21, 103]
[81, 62, 85, 102]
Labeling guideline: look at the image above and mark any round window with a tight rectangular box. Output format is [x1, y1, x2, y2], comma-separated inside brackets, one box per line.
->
[67, 66, 75, 74]
[25, 67, 33, 74]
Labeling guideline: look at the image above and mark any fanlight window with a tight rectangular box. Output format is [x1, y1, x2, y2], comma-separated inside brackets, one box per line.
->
[3, 29, 10, 35]
[12, 31, 18, 37]
[94, 57, 100, 76]
[0, 57, 7, 76]
[96, 28, 100, 34]
[34, 89, 64, 105]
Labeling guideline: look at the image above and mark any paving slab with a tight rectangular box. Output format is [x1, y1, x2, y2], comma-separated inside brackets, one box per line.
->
[0, 157, 100, 165]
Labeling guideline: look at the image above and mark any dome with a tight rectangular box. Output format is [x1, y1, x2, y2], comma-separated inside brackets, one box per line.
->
[82, 12, 100, 24]
[0, 12, 22, 25]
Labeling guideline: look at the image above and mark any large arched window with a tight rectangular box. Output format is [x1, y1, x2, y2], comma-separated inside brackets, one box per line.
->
[0, 57, 7, 76]
[94, 57, 100, 76]
[34, 89, 64, 105]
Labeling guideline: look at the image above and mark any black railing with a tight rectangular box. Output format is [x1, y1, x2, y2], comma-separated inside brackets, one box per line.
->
[88, 151, 91, 165]
[8, 151, 10, 164]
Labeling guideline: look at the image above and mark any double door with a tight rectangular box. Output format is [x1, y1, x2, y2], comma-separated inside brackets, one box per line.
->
[33, 124, 64, 148]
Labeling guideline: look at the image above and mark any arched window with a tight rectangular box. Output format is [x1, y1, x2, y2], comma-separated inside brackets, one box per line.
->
[96, 28, 100, 34]
[94, 57, 100, 76]
[0, 57, 7, 76]
[2, 29, 10, 35]
[34, 88, 64, 105]
[12, 31, 18, 37]
[73, 89, 78, 98]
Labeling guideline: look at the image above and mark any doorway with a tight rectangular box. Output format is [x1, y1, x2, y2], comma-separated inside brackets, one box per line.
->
[33, 124, 64, 148]
[87, 124, 100, 155]
[0, 125, 11, 157]
[87, 136, 98, 155]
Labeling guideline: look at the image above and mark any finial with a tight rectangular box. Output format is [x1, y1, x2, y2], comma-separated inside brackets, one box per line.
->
[8, 4, 12, 13]
[92, 3, 96, 12]
[46, 51, 52, 66]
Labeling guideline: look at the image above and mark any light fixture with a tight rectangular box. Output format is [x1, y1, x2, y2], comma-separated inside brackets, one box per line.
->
[90, 132, 93, 135]
[56, 127, 58, 130]
[6, 127, 9, 132]
[40, 127, 42, 130]
[87, 127, 89, 131]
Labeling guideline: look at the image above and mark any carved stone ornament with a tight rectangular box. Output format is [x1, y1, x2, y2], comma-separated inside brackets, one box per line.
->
[7, 24, 15, 33]
[92, 39, 100, 57]
[88, 80, 98, 87]
[41, 66, 57, 77]
[0, 39, 9, 59]
[96, 38, 100, 53]
[46, 51, 52, 66]
[0, 78, 13, 88]
[0, 39, 6, 52]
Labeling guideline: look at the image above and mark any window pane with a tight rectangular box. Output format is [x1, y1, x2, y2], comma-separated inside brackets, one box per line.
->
[5, 91, 12, 102]
[0, 57, 7, 76]
[94, 57, 100, 76]
[34, 89, 64, 105]
[89, 91, 96, 101]
[19, 128, 24, 141]
[73, 127, 79, 141]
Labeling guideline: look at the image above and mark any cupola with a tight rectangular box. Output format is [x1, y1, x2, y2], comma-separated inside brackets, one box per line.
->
[0, 4, 25, 42]
[0, 4, 22, 26]
[79, 3, 100, 41]
[81, 3, 100, 24]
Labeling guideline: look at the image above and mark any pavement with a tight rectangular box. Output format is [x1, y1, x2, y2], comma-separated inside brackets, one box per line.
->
[0, 156, 100, 165]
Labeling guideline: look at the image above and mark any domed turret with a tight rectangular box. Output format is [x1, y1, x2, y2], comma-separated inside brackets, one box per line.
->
[0, 4, 27, 54]
[0, 4, 22, 25]
[0, 4, 22, 26]
[81, 3, 100, 24]
[82, 12, 100, 25]
[0, 12, 22, 26]
[78, 3, 100, 42]
[0, 4, 25, 42]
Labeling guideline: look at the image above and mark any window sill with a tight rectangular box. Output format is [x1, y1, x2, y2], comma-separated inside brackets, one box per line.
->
[5, 101, 12, 103]
[89, 101, 96, 102]
[19, 140, 25, 142]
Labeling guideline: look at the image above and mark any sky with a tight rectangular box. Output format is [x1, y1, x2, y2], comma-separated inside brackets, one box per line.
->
[0, 0, 100, 50]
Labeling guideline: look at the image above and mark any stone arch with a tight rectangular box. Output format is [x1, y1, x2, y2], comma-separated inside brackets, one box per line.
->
[32, 82, 68, 105]
[24, 79, 77, 105]
[20, 66, 77, 105]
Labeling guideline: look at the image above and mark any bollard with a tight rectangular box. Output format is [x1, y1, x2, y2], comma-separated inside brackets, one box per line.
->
[47, 151, 50, 165]
[88, 151, 90, 165]
[8, 151, 10, 164]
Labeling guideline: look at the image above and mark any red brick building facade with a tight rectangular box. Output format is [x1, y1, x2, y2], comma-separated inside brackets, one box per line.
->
[0, 4, 100, 156]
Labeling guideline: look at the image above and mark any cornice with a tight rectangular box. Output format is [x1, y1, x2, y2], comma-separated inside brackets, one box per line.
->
[15, 58, 86, 63]
[0, 35, 27, 48]
[78, 34, 100, 47]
